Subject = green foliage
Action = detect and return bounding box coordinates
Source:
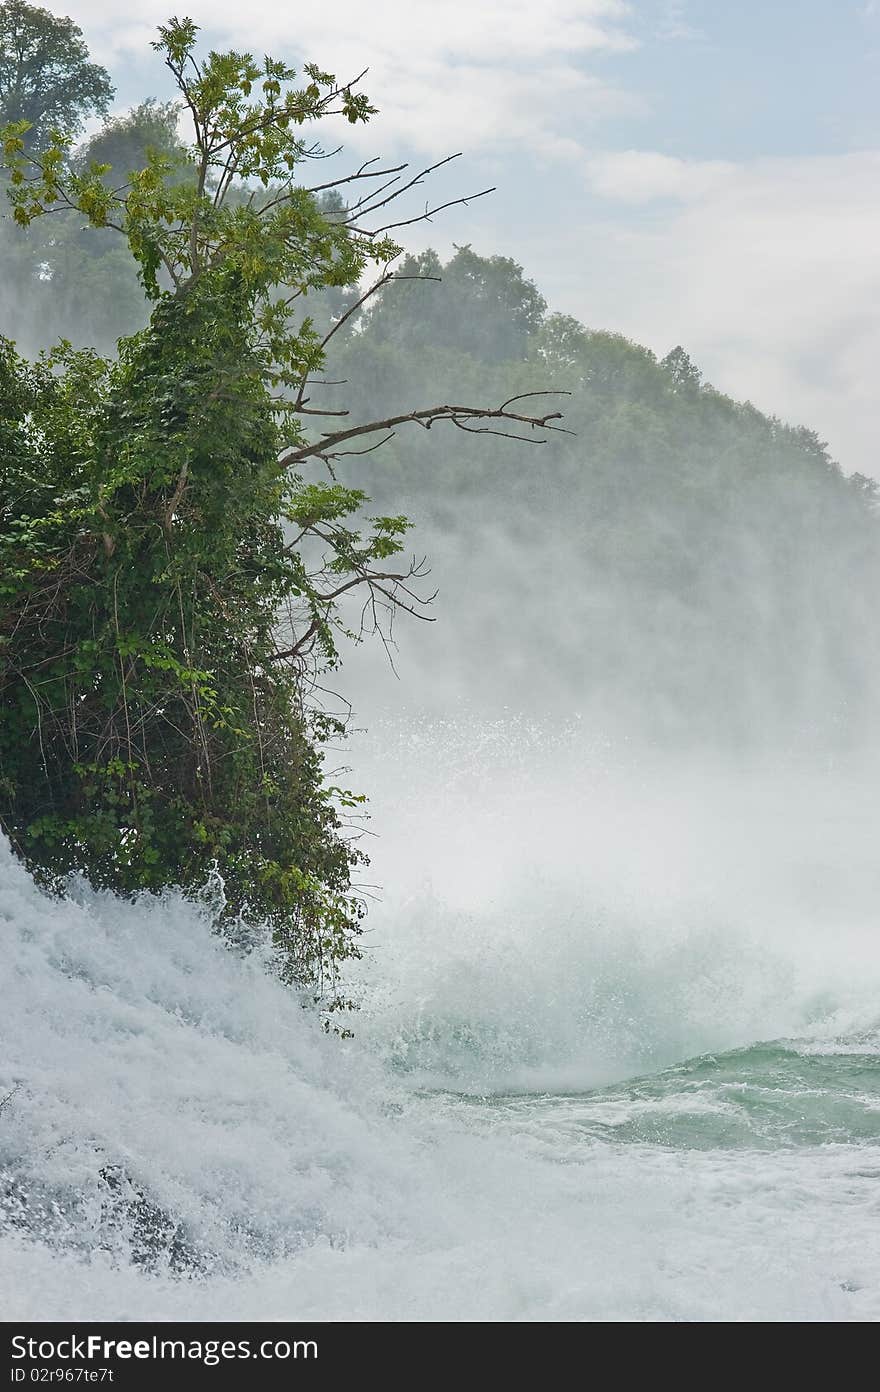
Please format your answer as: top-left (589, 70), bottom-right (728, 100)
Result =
top-left (0, 319), bottom-right (369, 996)
top-left (360, 244), bottom-right (546, 363)
top-left (0, 17), bottom-right (429, 1002)
top-left (0, 1), bottom-right (113, 152)
top-left (73, 100), bottom-right (189, 182)
top-left (0, 98), bottom-right (192, 355)
top-left (660, 345), bottom-right (703, 392)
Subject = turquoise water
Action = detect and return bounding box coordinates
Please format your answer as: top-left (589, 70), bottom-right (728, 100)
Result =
top-left (461, 1035), bottom-right (880, 1151)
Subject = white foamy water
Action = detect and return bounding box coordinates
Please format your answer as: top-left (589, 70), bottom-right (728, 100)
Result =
top-left (2, 721), bottom-right (880, 1321)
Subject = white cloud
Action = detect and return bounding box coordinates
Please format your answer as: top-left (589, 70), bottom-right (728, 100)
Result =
top-left (67, 0), bottom-right (636, 64)
top-left (542, 149), bottom-right (880, 475)
top-left (584, 149), bottom-right (733, 201)
top-left (62, 2), bottom-right (637, 159)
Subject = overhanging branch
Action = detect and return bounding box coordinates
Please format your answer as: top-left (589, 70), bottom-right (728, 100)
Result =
top-left (279, 393), bottom-right (572, 468)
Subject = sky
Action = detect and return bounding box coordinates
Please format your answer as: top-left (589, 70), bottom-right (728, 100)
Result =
top-left (59, 1), bottom-right (880, 475)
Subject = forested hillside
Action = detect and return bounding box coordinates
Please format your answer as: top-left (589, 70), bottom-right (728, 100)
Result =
top-left (3, 103), bottom-right (877, 741)
top-left (331, 250), bottom-right (880, 740)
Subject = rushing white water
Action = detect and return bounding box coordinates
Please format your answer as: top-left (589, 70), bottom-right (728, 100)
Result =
top-left (2, 719), bottom-right (880, 1321)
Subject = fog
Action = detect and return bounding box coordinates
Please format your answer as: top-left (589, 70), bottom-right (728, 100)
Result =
top-left (308, 253), bottom-right (880, 752)
top-left (346, 718), bottom-right (880, 1088)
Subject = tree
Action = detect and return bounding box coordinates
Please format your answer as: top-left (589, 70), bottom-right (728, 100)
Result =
top-left (0, 2), bottom-right (113, 152)
top-left (0, 17), bottom-right (564, 1005)
top-left (0, 101), bottom-right (190, 355)
top-left (660, 344), bottom-right (702, 391)
top-left (74, 99), bottom-right (187, 181)
top-left (360, 244), bottom-right (547, 363)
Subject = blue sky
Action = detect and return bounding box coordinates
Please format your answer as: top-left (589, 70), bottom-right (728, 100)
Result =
top-left (61, 2), bottom-right (880, 473)
top-left (618, 2), bottom-right (880, 160)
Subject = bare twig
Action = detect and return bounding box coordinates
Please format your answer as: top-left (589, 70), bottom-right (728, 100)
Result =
top-left (349, 187), bottom-right (495, 238)
top-left (306, 157), bottom-right (407, 196)
top-left (342, 152), bottom-right (462, 223)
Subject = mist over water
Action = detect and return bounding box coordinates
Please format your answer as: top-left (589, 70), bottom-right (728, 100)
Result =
top-left (3, 712), bottom-right (880, 1321)
top-left (347, 719), bottom-right (880, 1093)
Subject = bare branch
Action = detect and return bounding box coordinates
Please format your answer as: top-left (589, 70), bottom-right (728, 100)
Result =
top-left (451, 418), bottom-right (549, 444)
top-left (349, 187), bottom-right (496, 239)
top-left (325, 431), bottom-right (396, 459)
top-left (271, 557), bottom-right (435, 663)
top-left (342, 152), bottom-right (463, 223)
top-left (305, 156), bottom-right (407, 195)
top-left (291, 264), bottom-right (439, 408)
top-left (499, 390), bottom-right (569, 412)
top-left (295, 269), bottom-right (394, 400)
top-left (280, 393), bottom-right (571, 467)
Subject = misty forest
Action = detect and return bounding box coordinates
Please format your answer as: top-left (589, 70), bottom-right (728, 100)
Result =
top-left (2, 3), bottom-right (880, 1326)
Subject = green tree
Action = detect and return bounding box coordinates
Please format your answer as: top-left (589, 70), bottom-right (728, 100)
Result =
top-left (660, 344), bottom-right (703, 392)
top-left (0, 5), bottom-right (122, 355)
top-left (74, 99), bottom-right (187, 181)
top-left (0, 100), bottom-right (191, 355)
top-left (0, 1), bottom-right (113, 152)
top-left (361, 244), bottom-right (546, 363)
top-left (0, 17), bottom-right (562, 1003)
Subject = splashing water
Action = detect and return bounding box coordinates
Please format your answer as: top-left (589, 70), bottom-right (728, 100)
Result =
top-left (2, 719), bottom-right (880, 1321)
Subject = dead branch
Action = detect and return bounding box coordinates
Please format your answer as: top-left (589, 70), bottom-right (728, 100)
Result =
top-left (270, 557), bottom-right (435, 664)
top-left (306, 157), bottom-right (407, 196)
top-left (279, 393), bottom-right (571, 468)
top-left (341, 152), bottom-right (463, 223)
top-left (348, 187), bottom-right (495, 238)
top-left (292, 266), bottom-right (442, 409)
